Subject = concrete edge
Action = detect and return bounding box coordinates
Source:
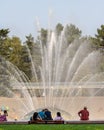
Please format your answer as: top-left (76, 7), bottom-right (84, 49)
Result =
top-left (0, 120), bottom-right (104, 125)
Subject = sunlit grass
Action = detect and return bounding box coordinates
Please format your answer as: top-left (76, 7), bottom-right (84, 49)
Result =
top-left (0, 124), bottom-right (104, 130)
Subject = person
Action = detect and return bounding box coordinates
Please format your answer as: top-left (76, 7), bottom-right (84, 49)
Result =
top-left (38, 109), bottom-right (46, 120)
top-left (30, 112), bottom-right (41, 122)
top-left (53, 112), bottom-right (64, 121)
top-left (44, 109), bottom-right (53, 120)
top-left (78, 107), bottom-right (89, 120)
top-left (0, 110), bottom-right (8, 121)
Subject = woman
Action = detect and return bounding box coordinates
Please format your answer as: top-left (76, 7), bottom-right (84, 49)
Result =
top-left (0, 110), bottom-right (8, 121)
top-left (29, 112), bottom-right (42, 123)
top-left (54, 112), bottom-right (64, 121)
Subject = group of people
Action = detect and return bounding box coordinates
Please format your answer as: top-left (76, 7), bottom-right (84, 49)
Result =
top-left (0, 110), bottom-right (8, 121)
top-left (0, 107), bottom-right (89, 122)
top-left (30, 106), bottom-right (89, 122)
top-left (30, 108), bottom-right (64, 122)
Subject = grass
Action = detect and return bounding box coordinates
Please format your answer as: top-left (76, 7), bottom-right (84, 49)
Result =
top-left (0, 124), bottom-right (104, 130)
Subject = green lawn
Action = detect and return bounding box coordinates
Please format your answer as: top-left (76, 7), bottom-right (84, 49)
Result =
top-left (0, 124), bottom-right (104, 130)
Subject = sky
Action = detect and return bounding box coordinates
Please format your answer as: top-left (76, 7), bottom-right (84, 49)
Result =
top-left (0, 0), bottom-right (104, 42)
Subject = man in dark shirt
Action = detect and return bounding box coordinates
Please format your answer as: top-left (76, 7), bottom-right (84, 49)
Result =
top-left (44, 109), bottom-right (53, 120)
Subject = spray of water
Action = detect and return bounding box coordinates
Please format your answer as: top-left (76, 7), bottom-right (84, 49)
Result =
top-left (0, 24), bottom-right (104, 120)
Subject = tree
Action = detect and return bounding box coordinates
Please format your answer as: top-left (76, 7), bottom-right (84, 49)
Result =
top-left (91, 25), bottom-right (104, 72)
top-left (25, 34), bottom-right (34, 53)
top-left (24, 34), bottom-right (42, 81)
top-left (55, 23), bottom-right (63, 36)
top-left (21, 34), bottom-right (35, 80)
top-left (0, 29), bottom-right (9, 40)
top-left (30, 42), bottom-right (41, 82)
top-left (65, 24), bottom-right (82, 45)
top-left (38, 28), bottom-right (48, 46)
top-left (0, 29), bottom-right (13, 97)
top-left (8, 37), bottom-right (22, 66)
top-left (20, 45), bottom-right (32, 80)
top-left (0, 28), bottom-right (10, 58)
top-left (92, 25), bottom-right (104, 50)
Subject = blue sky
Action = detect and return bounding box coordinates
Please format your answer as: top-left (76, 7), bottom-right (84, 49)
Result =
top-left (0, 0), bottom-right (104, 42)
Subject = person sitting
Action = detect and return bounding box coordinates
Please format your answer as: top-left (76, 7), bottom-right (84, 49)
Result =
top-left (30, 112), bottom-right (41, 121)
top-left (44, 109), bottom-right (53, 120)
top-left (53, 112), bottom-right (64, 121)
top-left (38, 109), bottom-right (46, 120)
top-left (78, 107), bottom-right (89, 120)
top-left (29, 112), bottom-right (43, 124)
top-left (0, 110), bottom-right (8, 121)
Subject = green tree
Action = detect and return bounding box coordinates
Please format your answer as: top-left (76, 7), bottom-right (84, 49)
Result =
top-left (24, 34), bottom-right (42, 81)
top-left (91, 25), bottom-right (104, 72)
top-left (31, 42), bottom-right (41, 82)
top-left (65, 24), bottom-right (82, 45)
top-left (92, 25), bottom-right (104, 50)
top-left (0, 28), bottom-right (9, 40)
top-left (8, 37), bottom-right (22, 67)
top-left (0, 29), bottom-right (13, 97)
top-left (25, 34), bottom-right (34, 53)
top-left (38, 28), bottom-right (48, 46)
top-left (20, 45), bottom-right (32, 80)
top-left (0, 28), bottom-right (10, 58)
top-left (22, 34), bottom-right (35, 80)
top-left (55, 23), bottom-right (63, 36)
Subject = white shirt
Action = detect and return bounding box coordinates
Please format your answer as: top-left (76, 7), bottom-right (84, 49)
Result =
top-left (54, 116), bottom-right (64, 121)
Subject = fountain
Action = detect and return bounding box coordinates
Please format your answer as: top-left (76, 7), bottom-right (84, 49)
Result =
top-left (0, 25), bottom-right (104, 121)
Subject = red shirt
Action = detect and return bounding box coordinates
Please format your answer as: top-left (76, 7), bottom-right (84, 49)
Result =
top-left (78, 109), bottom-right (89, 120)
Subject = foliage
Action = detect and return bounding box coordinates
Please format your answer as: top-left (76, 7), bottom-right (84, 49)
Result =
top-left (0, 28), bottom-right (9, 40)
top-left (19, 45), bottom-right (32, 80)
top-left (30, 42), bottom-right (41, 82)
top-left (0, 23), bottom-right (104, 82)
top-left (55, 23), bottom-right (63, 36)
top-left (64, 24), bottom-right (82, 45)
top-left (92, 25), bottom-right (104, 50)
top-left (0, 29), bottom-right (10, 58)
top-left (8, 37), bottom-right (22, 66)
top-left (25, 34), bottom-right (34, 52)
top-left (91, 25), bottom-right (104, 71)
top-left (38, 28), bottom-right (48, 46)
top-left (22, 34), bottom-right (35, 80)
top-left (24, 34), bottom-right (42, 81)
